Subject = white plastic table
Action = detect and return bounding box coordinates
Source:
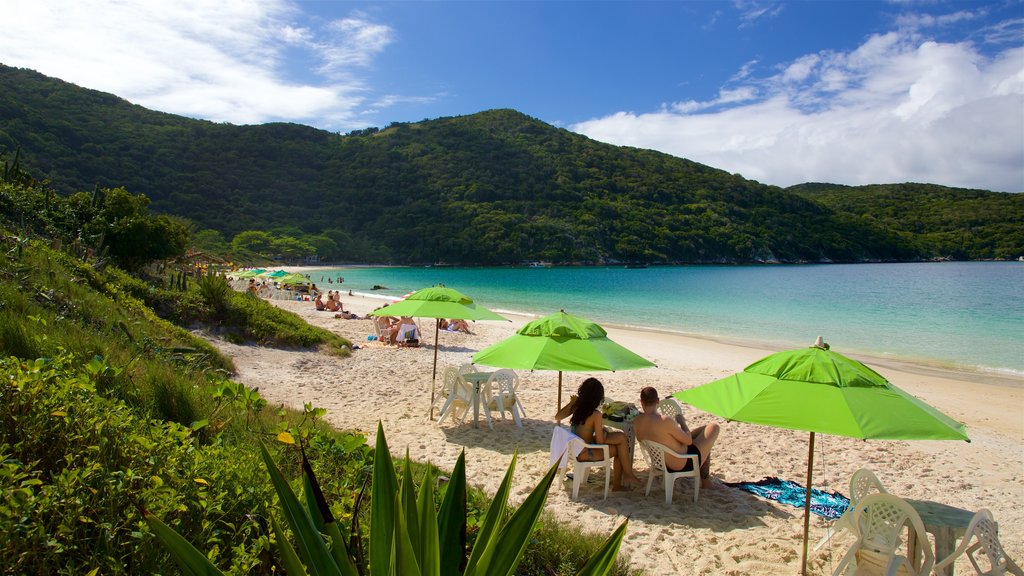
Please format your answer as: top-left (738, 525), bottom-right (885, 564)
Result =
top-left (461, 371), bottom-right (494, 429)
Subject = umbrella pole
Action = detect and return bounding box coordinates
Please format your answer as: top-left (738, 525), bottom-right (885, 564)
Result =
top-left (429, 319), bottom-right (440, 420)
top-left (557, 371), bottom-right (563, 413)
top-left (801, 431), bottom-right (815, 576)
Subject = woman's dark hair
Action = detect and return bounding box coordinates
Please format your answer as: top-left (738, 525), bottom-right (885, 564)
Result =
top-left (570, 377), bottom-right (604, 427)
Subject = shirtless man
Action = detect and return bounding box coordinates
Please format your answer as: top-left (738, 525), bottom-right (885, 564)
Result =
top-left (633, 386), bottom-right (720, 488)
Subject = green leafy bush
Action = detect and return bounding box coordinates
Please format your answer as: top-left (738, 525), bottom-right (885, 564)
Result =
top-left (0, 354), bottom-right (271, 575)
top-left (222, 291), bottom-right (350, 353)
top-left (198, 272), bottom-right (230, 318)
top-left (148, 422), bottom-right (629, 576)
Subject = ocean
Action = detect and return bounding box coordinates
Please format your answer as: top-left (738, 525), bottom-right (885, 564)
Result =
top-left (304, 262), bottom-right (1024, 377)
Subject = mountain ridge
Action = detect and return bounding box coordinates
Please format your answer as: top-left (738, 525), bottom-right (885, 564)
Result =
top-left (1, 63), bottom-right (1020, 263)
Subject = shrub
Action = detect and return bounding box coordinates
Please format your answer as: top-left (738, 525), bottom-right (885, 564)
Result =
top-left (0, 354), bottom-right (271, 574)
top-left (148, 422), bottom-right (629, 575)
top-left (198, 272), bottom-right (230, 318)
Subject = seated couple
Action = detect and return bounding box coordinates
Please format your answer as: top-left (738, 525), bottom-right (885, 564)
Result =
top-left (555, 380), bottom-right (720, 491)
top-left (376, 315), bottom-right (420, 346)
top-left (633, 386), bottom-right (720, 489)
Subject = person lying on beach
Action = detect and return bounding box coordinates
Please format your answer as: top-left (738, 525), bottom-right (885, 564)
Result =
top-left (448, 319), bottom-right (472, 333)
top-left (633, 386), bottom-right (720, 488)
top-left (569, 378), bottom-right (643, 491)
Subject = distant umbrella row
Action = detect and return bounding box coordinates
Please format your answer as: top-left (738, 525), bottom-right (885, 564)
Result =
top-left (233, 268), bottom-right (312, 285)
top-left (369, 285), bottom-right (968, 575)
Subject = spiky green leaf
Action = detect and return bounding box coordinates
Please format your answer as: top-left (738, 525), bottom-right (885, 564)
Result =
top-left (394, 490), bottom-right (423, 576)
top-left (259, 441), bottom-right (346, 576)
top-left (575, 519), bottom-right (629, 576)
top-left (143, 510), bottom-right (223, 576)
top-left (370, 422), bottom-right (399, 573)
top-left (271, 515), bottom-right (307, 576)
top-left (465, 449), bottom-right (517, 570)
top-left (437, 451), bottom-right (467, 576)
top-left (302, 447), bottom-right (359, 574)
top-left (469, 460), bottom-right (560, 576)
top-left (401, 450), bottom-right (421, 563)
top-left (417, 466), bottom-right (440, 576)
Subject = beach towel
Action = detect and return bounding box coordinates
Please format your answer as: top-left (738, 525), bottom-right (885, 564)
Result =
top-left (724, 476), bottom-right (850, 519)
top-left (549, 426), bottom-right (584, 468)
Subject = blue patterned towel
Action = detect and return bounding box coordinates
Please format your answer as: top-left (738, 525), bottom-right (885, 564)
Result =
top-left (724, 477), bottom-right (850, 519)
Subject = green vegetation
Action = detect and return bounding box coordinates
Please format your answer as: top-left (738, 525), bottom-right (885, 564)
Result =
top-left (0, 172), bottom-right (632, 574)
top-left (148, 423), bottom-right (629, 575)
top-left (2, 64), bottom-right (1019, 265)
top-left (789, 183), bottom-right (1024, 260)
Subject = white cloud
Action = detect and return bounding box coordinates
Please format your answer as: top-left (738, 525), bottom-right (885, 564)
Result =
top-left (572, 27), bottom-right (1024, 192)
top-left (317, 16), bottom-right (394, 74)
top-left (0, 0), bottom-right (396, 129)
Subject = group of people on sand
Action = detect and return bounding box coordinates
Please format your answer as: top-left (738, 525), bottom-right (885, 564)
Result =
top-left (373, 314), bottom-right (421, 346)
top-left (556, 378), bottom-right (721, 492)
top-left (314, 291), bottom-right (359, 319)
top-left (438, 318), bottom-right (472, 333)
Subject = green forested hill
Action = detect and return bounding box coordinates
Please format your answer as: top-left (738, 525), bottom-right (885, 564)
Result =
top-left (788, 183), bottom-right (1023, 260)
top-left (1, 64), bottom-right (1019, 264)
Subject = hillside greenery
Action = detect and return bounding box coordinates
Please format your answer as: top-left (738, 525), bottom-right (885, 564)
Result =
top-left (3, 64), bottom-right (1019, 265)
top-left (789, 183), bottom-right (1024, 260)
top-left (0, 168), bottom-right (633, 574)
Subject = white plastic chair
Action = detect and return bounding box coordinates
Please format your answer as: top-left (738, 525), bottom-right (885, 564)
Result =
top-left (562, 428), bottom-right (611, 500)
top-left (933, 508), bottom-right (1023, 576)
top-left (831, 493), bottom-right (934, 576)
top-left (482, 369), bottom-right (523, 428)
top-left (638, 439), bottom-right (700, 504)
top-left (432, 367), bottom-right (461, 416)
top-left (815, 468), bottom-right (888, 551)
top-left (437, 374), bottom-right (474, 426)
top-left (659, 397), bottom-right (685, 420)
top-left (373, 317), bottom-right (394, 345)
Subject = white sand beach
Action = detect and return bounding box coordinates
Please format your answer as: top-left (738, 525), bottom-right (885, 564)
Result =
top-left (208, 289), bottom-right (1023, 575)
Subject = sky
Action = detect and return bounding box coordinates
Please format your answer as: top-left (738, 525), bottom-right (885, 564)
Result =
top-left (2, 0), bottom-right (1023, 192)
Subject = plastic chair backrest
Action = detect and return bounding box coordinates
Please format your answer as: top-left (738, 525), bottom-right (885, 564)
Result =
top-left (640, 439), bottom-right (667, 471)
top-left (441, 367), bottom-right (460, 399)
top-left (850, 468), bottom-right (887, 505)
top-left (855, 493), bottom-right (933, 575)
top-left (944, 508), bottom-right (1022, 575)
top-left (659, 398), bottom-right (684, 419)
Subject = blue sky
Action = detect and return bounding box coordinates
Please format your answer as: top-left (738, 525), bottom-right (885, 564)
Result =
top-left (2, 0), bottom-right (1022, 191)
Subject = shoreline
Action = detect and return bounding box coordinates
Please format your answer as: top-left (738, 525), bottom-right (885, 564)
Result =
top-left (304, 283), bottom-right (1024, 389)
top-left (264, 265), bottom-right (1024, 380)
top-left (207, 289), bottom-right (1023, 575)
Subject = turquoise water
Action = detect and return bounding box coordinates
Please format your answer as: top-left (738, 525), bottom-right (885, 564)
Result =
top-left (306, 262), bottom-right (1024, 376)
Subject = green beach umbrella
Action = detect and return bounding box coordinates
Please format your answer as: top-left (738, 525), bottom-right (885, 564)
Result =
top-left (673, 337), bottom-right (968, 575)
top-left (233, 268), bottom-right (265, 278)
top-left (370, 286), bottom-right (508, 417)
top-left (257, 269), bottom-right (288, 278)
top-left (276, 272), bottom-right (312, 285)
top-left (472, 310), bottom-right (656, 411)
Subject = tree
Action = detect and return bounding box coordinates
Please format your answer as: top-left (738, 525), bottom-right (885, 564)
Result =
top-left (86, 187), bottom-right (190, 271)
top-left (303, 234), bottom-right (339, 261)
top-left (272, 236), bottom-right (315, 260)
top-left (231, 230), bottom-right (275, 256)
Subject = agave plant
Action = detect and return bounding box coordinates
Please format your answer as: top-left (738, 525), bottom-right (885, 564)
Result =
top-left (146, 421), bottom-right (627, 575)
